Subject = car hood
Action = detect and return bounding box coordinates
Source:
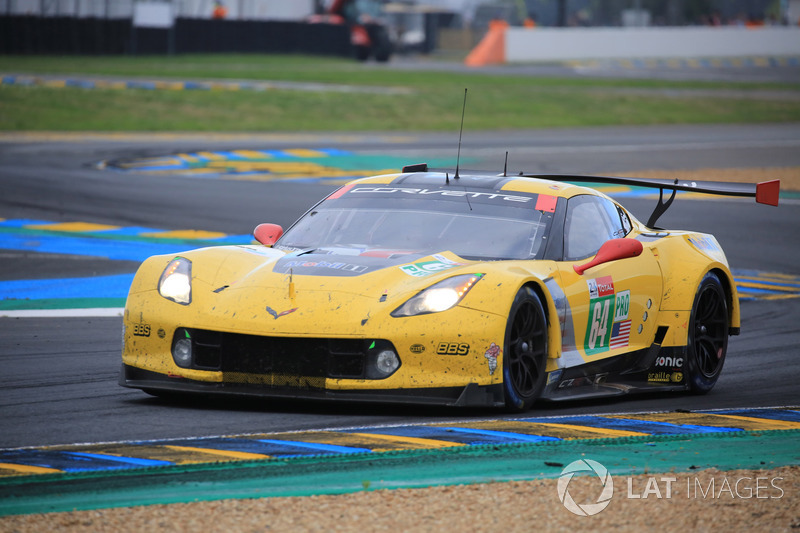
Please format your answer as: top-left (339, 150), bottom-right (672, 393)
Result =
top-left (129, 244), bottom-right (552, 336)
top-left (132, 245), bottom-right (482, 296)
top-left (273, 246), bottom-right (471, 277)
top-left (129, 245), bottom-right (486, 335)
top-left (211, 246), bottom-right (477, 297)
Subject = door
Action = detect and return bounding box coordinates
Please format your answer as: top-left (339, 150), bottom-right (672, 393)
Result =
top-left (554, 194), bottom-right (662, 366)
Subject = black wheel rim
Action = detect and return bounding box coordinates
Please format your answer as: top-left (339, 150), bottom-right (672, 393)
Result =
top-left (693, 285), bottom-right (727, 378)
top-left (508, 300), bottom-right (547, 398)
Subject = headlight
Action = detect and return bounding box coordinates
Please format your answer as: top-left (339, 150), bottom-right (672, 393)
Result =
top-left (158, 257), bottom-right (192, 305)
top-left (391, 274), bottom-right (483, 317)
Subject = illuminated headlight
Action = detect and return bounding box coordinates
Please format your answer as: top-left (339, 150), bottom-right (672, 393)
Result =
top-left (391, 274), bottom-right (484, 317)
top-left (158, 257), bottom-right (192, 305)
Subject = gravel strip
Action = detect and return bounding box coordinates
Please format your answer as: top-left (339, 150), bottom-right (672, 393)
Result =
top-left (2, 466), bottom-right (797, 532)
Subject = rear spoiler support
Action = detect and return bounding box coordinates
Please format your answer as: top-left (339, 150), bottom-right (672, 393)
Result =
top-left (648, 186), bottom-right (677, 229)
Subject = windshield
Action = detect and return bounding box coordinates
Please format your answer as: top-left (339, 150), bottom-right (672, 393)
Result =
top-left (277, 183), bottom-right (556, 261)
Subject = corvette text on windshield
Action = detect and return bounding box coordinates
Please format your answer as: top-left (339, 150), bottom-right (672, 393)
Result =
top-left (348, 187), bottom-right (534, 203)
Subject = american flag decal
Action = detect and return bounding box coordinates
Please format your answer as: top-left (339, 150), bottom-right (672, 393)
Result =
top-left (610, 320), bottom-right (631, 349)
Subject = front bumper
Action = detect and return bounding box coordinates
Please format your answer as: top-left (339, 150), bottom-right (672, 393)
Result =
top-left (119, 364), bottom-right (505, 407)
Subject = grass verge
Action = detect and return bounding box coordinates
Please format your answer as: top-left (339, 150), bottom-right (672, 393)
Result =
top-left (1, 54), bottom-right (799, 131)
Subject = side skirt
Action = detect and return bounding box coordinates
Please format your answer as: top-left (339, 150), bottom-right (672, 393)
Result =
top-left (540, 344), bottom-right (689, 402)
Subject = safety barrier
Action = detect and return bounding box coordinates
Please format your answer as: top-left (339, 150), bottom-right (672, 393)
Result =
top-left (466, 25), bottom-right (800, 66)
top-left (0, 16), bottom-right (352, 56)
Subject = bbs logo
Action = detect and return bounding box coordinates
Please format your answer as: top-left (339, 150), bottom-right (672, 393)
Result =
top-left (133, 323), bottom-right (151, 337)
top-left (436, 342), bottom-right (469, 356)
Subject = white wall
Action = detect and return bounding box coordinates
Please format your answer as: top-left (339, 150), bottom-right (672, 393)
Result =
top-left (789, 0), bottom-right (800, 25)
top-left (249, 0), bottom-right (312, 20)
top-left (505, 27), bottom-right (800, 62)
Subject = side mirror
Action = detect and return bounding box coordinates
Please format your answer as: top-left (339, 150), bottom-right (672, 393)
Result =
top-left (253, 223), bottom-right (283, 246)
top-left (574, 238), bottom-right (643, 275)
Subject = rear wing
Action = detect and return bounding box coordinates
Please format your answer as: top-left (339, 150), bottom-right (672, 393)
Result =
top-left (403, 164), bottom-right (780, 229)
top-left (522, 174), bottom-right (780, 228)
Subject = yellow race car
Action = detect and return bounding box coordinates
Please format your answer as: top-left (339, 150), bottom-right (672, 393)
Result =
top-left (120, 165), bottom-right (780, 411)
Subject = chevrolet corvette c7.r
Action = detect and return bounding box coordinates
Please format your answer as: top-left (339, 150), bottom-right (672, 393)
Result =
top-left (120, 165), bottom-right (779, 410)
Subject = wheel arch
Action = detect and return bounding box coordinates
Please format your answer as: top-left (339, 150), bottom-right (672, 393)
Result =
top-left (707, 266), bottom-right (741, 334)
top-left (515, 279), bottom-right (562, 364)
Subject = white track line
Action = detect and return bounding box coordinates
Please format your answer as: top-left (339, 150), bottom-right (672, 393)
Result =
top-left (0, 308), bottom-right (124, 318)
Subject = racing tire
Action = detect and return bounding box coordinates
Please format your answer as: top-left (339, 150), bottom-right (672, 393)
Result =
top-left (502, 286), bottom-right (548, 412)
top-left (354, 45), bottom-right (370, 62)
top-left (372, 27), bottom-right (393, 62)
top-left (686, 272), bottom-right (729, 393)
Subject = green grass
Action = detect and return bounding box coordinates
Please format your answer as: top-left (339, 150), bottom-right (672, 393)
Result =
top-left (1, 54), bottom-right (799, 131)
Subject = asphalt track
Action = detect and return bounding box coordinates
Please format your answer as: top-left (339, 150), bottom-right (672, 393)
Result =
top-left (0, 124), bottom-right (799, 453)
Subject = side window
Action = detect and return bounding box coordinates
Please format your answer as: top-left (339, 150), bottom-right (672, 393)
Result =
top-left (599, 200), bottom-right (630, 238)
top-left (616, 204), bottom-right (633, 236)
top-left (563, 195), bottom-right (626, 261)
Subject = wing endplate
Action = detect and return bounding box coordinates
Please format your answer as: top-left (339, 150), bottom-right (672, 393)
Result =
top-left (756, 180), bottom-right (780, 206)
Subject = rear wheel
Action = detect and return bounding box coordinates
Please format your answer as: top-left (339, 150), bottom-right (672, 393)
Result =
top-left (686, 272), bottom-right (729, 393)
top-left (503, 286), bottom-right (548, 412)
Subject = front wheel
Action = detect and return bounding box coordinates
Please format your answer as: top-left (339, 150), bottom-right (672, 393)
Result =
top-left (503, 286), bottom-right (548, 412)
top-left (372, 27), bottom-right (392, 62)
top-left (354, 44), bottom-right (370, 61)
top-left (686, 272), bottom-right (729, 393)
